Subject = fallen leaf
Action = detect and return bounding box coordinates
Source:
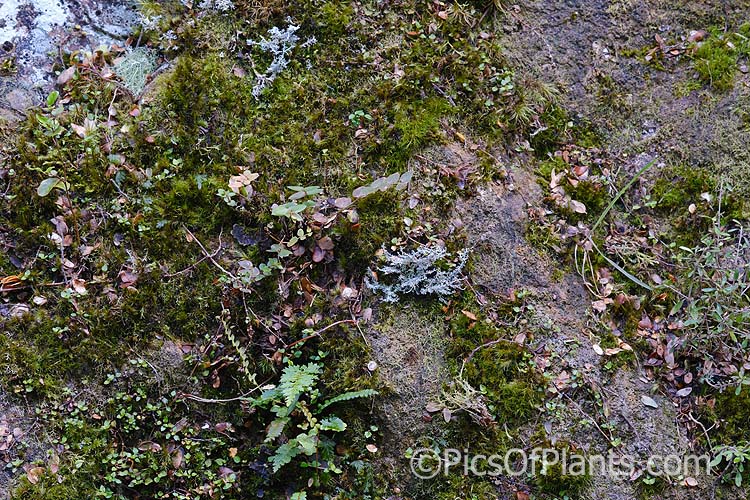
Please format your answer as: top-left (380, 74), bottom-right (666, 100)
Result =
top-left (676, 387), bottom-right (692, 397)
top-left (361, 307), bottom-right (373, 323)
top-left (461, 310), bottom-right (477, 321)
top-left (71, 123), bottom-right (86, 138)
top-left (56, 66), bottom-right (77, 85)
top-left (312, 246), bottom-right (325, 263)
top-left (172, 448), bottom-right (184, 468)
top-left (317, 236), bottom-right (334, 250)
top-left (425, 402), bottom-right (442, 413)
top-left (688, 30), bottom-right (707, 42)
top-left (333, 197), bottom-right (352, 209)
top-left (118, 270), bottom-right (139, 288)
top-left (641, 395), bottom-right (659, 409)
top-left (592, 298), bottom-right (612, 313)
top-left (26, 466), bottom-right (45, 485)
top-left (71, 278), bottom-right (87, 295)
top-left (218, 466), bottom-right (235, 478)
top-left (569, 199), bottom-right (587, 214)
top-left (442, 408), bottom-right (452, 423)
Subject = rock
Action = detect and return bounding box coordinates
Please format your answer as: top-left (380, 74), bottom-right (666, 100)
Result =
top-left (0, 0), bottom-right (138, 109)
top-left (0, 303), bottom-right (29, 319)
top-left (0, 107), bottom-right (20, 123)
top-left (5, 88), bottom-right (32, 112)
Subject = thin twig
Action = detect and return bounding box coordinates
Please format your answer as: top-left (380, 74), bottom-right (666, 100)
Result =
top-left (285, 319), bottom-right (357, 350)
top-left (182, 225), bottom-right (236, 279)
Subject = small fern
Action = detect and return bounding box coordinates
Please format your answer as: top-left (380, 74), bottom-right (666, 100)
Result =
top-left (257, 362), bottom-right (378, 474)
top-left (278, 363), bottom-right (322, 407)
top-left (319, 389), bottom-right (378, 410)
top-left (220, 308), bottom-right (257, 389)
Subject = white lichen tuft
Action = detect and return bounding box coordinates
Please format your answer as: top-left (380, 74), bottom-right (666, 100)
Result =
top-left (247, 21), bottom-right (314, 99)
top-left (199, 0), bottom-right (235, 11)
top-left (366, 244), bottom-right (469, 302)
top-left (113, 47), bottom-right (158, 95)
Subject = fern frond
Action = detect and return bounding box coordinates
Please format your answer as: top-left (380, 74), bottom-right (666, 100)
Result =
top-left (278, 363), bottom-right (322, 407)
top-left (319, 389), bottom-right (378, 411)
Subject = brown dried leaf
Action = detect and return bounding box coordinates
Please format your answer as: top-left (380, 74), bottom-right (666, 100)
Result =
top-left (425, 402), bottom-right (442, 413)
top-left (26, 466), bottom-right (45, 485)
top-left (312, 246), bottom-right (325, 263)
top-left (461, 310), bottom-right (477, 321)
top-left (56, 66), bottom-right (77, 85)
top-left (317, 236), bottom-right (335, 250)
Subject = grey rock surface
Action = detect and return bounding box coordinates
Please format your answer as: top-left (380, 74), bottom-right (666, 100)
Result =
top-left (0, 0), bottom-right (138, 114)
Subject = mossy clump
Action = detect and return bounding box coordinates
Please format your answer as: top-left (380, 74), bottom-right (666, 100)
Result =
top-left (710, 388), bottom-right (750, 444)
top-left (334, 191), bottom-right (405, 273)
top-left (447, 304), bottom-right (543, 426)
top-left (692, 26), bottom-right (750, 91)
top-left (650, 164), bottom-right (746, 245)
top-left (531, 441), bottom-right (591, 499)
top-left (634, 475), bottom-right (669, 500)
top-left (534, 462), bottom-right (591, 499)
top-left (651, 164), bottom-right (715, 212)
top-left (567, 179), bottom-right (609, 217)
top-left (462, 342), bottom-right (542, 425)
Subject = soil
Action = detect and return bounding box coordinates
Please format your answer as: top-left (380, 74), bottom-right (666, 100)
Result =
top-left (504, 0), bottom-right (750, 186)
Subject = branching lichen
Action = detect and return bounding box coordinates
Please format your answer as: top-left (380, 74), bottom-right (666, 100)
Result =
top-left (366, 244), bottom-right (469, 302)
top-left (247, 20), bottom-right (314, 98)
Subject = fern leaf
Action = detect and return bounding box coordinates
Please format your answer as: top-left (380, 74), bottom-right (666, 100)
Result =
top-left (270, 441), bottom-right (300, 472)
top-left (264, 417), bottom-right (289, 442)
top-left (319, 416), bottom-right (347, 432)
top-left (319, 389), bottom-right (378, 411)
top-left (278, 363), bottom-right (322, 407)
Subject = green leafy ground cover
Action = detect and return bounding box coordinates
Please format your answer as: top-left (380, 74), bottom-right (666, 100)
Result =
top-left (0, 1), bottom-right (749, 499)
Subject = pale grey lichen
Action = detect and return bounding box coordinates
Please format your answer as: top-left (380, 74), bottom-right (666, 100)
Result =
top-left (198, 0), bottom-right (235, 11)
top-left (247, 21), bottom-right (314, 99)
top-left (113, 47), bottom-right (158, 95)
top-left (366, 244), bottom-right (469, 302)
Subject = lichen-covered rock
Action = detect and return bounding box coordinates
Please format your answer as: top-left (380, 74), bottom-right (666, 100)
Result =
top-left (0, 0), bottom-right (138, 112)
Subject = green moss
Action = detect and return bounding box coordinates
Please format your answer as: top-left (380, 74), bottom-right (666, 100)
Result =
top-left (634, 475), bottom-right (669, 500)
top-left (567, 180), bottom-right (608, 217)
top-left (711, 388), bottom-right (750, 444)
top-left (524, 436), bottom-right (591, 499)
top-left (318, 1), bottom-right (353, 36)
top-left (525, 221), bottom-right (563, 257)
top-left (534, 461), bottom-right (591, 499)
top-left (652, 165), bottom-right (714, 210)
top-left (694, 35), bottom-right (739, 91)
top-left (673, 80), bottom-right (702, 98)
top-left (334, 191), bottom-right (404, 274)
top-left (446, 301), bottom-right (543, 427)
top-left (463, 342), bottom-right (542, 424)
top-left (0, 268), bottom-right (220, 396)
top-left (650, 164), bottom-right (746, 245)
top-left (390, 98), bottom-right (452, 164)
